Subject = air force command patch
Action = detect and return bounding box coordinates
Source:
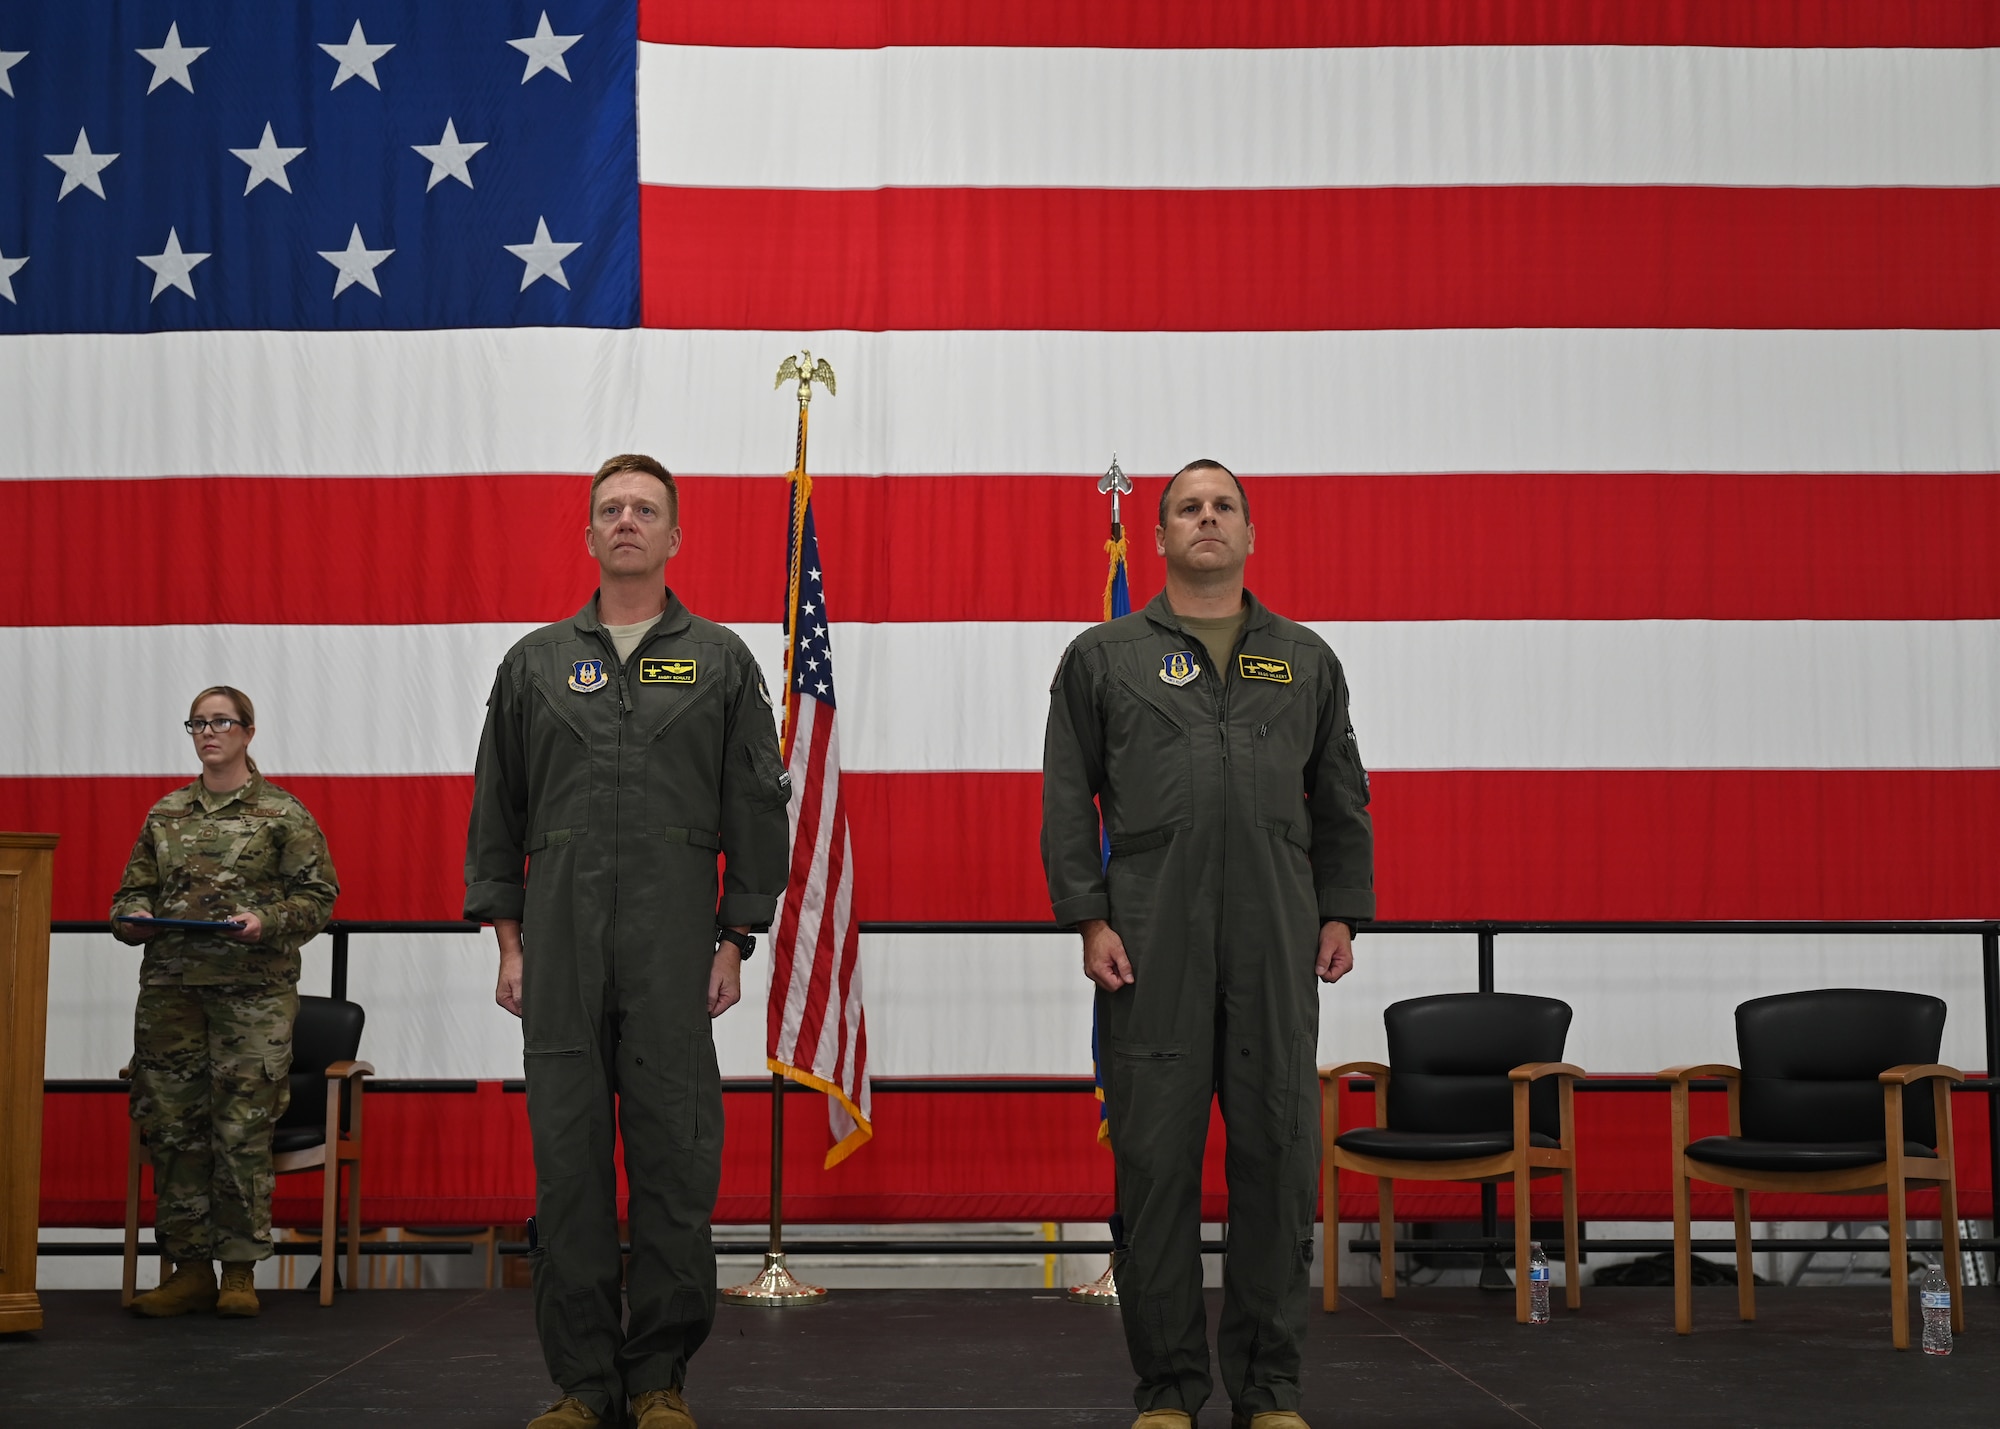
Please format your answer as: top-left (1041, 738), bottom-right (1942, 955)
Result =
top-left (639, 657), bottom-right (697, 685)
top-left (1159, 650), bottom-right (1201, 687)
top-left (568, 659), bottom-right (608, 693)
top-left (1238, 654), bottom-right (1293, 683)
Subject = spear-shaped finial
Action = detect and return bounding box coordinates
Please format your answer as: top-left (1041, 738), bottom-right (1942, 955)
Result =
top-left (1097, 454), bottom-right (1133, 532)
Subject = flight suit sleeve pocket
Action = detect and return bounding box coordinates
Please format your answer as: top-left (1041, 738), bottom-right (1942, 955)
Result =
top-left (738, 736), bottom-right (791, 811)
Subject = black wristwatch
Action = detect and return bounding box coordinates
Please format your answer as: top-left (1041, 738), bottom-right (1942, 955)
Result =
top-left (717, 928), bottom-right (756, 961)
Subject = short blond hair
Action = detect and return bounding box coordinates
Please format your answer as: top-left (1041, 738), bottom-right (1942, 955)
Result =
top-left (590, 454), bottom-right (677, 524)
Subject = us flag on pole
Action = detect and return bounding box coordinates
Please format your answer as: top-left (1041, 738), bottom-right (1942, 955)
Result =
top-left (768, 485), bottom-right (872, 1167)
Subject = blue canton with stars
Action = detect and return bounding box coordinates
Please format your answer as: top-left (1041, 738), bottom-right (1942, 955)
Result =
top-left (0, 2), bottom-right (636, 333)
top-left (790, 500), bottom-right (837, 709)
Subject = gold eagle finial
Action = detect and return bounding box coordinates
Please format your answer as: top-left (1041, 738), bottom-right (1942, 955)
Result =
top-left (774, 349), bottom-right (836, 406)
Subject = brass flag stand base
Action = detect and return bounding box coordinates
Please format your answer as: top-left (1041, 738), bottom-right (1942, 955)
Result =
top-left (1066, 1261), bottom-right (1119, 1306)
top-left (722, 1251), bottom-right (828, 1307)
top-left (720, 1073), bottom-right (827, 1308)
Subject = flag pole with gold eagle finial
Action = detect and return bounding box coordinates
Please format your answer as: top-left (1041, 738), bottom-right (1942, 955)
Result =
top-left (721, 350), bottom-right (837, 1308)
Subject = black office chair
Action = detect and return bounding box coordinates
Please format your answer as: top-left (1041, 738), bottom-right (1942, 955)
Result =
top-left (123, 995), bottom-right (371, 1308)
top-left (1660, 988), bottom-right (1963, 1348)
top-left (1321, 993), bottom-right (1582, 1323)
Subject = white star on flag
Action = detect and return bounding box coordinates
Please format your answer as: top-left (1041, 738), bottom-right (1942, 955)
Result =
top-left (318, 225), bottom-right (394, 297)
top-left (45, 128), bottom-right (118, 200)
top-left (503, 216), bottom-right (582, 290)
top-left (230, 123), bottom-right (306, 194)
top-left (320, 20), bottom-right (393, 91)
top-left (0, 49), bottom-right (26, 98)
top-left (0, 249), bottom-right (25, 304)
top-left (412, 119), bottom-right (486, 191)
top-left (137, 22), bottom-right (208, 94)
top-left (137, 228), bottom-right (210, 302)
top-left (508, 11), bottom-right (582, 83)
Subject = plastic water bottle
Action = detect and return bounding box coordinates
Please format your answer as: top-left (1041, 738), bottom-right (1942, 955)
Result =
top-left (1527, 1242), bottom-right (1551, 1323)
top-left (1921, 1264), bottom-right (1952, 1355)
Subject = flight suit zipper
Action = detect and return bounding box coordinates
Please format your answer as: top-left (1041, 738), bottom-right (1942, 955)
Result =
top-left (591, 626), bottom-right (630, 968)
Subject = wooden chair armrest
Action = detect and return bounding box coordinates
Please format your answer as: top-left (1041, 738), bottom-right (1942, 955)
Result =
top-left (118, 1064), bottom-right (132, 1080)
top-left (1509, 1061), bottom-right (1585, 1082)
top-left (1319, 1060), bottom-right (1389, 1081)
top-left (1656, 1063), bottom-right (1741, 1083)
top-left (324, 1060), bottom-right (374, 1080)
top-left (1879, 1063), bottom-right (1964, 1085)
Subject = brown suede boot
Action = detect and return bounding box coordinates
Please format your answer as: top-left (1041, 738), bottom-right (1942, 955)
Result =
top-left (1133, 1413), bottom-right (1193, 1429)
top-left (631, 1386), bottom-right (696, 1429)
top-left (216, 1261), bottom-right (260, 1317)
top-left (526, 1399), bottom-right (602, 1429)
top-left (129, 1260), bottom-right (218, 1317)
top-left (1233, 1413), bottom-right (1312, 1429)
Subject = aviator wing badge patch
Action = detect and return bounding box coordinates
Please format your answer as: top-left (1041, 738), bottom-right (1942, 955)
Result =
top-left (1159, 650), bottom-right (1201, 687)
top-left (1238, 654), bottom-right (1293, 683)
top-left (639, 657), bottom-right (697, 685)
top-left (568, 659), bottom-right (608, 693)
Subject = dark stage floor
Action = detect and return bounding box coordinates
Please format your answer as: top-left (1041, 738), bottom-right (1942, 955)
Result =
top-left (3, 1286), bottom-right (1993, 1428)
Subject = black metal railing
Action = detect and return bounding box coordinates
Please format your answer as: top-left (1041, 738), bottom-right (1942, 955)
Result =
top-left (45, 918), bottom-right (2000, 1272)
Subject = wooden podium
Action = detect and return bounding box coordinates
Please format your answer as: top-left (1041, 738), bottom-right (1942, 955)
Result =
top-left (0, 833), bottom-right (57, 1334)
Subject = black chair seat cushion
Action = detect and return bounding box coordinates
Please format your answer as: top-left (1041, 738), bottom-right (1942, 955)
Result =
top-left (1684, 1135), bottom-right (1936, 1174)
top-left (272, 1124), bottom-right (328, 1155)
top-left (1336, 1127), bottom-right (1559, 1162)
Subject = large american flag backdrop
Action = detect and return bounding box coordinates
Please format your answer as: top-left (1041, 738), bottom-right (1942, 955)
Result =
top-left (10, 3), bottom-right (1997, 1229)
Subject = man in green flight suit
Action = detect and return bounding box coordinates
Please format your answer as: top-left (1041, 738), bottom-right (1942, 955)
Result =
top-left (466, 454), bottom-right (791, 1429)
top-left (1042, 460), bottom-right (1375, 1429)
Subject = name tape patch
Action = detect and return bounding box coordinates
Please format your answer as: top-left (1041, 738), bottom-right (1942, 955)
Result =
top-left (639, 657), bottom-right (698, 685)
top-left (1238, 655), bottom-right (1292, 683)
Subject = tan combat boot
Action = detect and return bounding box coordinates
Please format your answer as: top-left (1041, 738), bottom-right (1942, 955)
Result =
top-left (526, 1399), bottom-right (602, 1429)
top-left (1133, 1413), bottom-right (1193, 1429)
top-left (217, 1261), bottom-right (260, 1317)
top-left (1233, 1413), bottom-right (1312, 1429)
top-left (129, 1260), bottom-right (219, 1317)
top-left (631, 1386), bottom-right (697, 1429)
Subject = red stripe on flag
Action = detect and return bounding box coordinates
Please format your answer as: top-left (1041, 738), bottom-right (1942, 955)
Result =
top-left (788, 750), bottom-right (847, 1067)
top-left (9, 473), bottom-right (2000, 626)
top-left (40, 1086), bottom-right (1993, 1230)
top-left (769, 699), bottom-right (830, 1051)
top-left (15, 769), bottom-right (2000, 924)
top-left (640, 0), bottom-right (2000, 49)
top-left (846, 769), bottom-right (2000, 923)
top-left (643, 185), bottom-right (2000, 334)
top-left (2, 774), bottom-right (472, 923)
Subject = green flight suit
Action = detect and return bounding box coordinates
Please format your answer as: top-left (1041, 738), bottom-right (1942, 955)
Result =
top-left (1042, 589), bottom-right (1374, 1419)
top-left (465, 593), bottom-right (790, 1418)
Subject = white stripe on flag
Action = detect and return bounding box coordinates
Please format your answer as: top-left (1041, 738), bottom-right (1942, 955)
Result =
top-left (639, 44), bottom-right (2000, 189)
top-left (7, 329), bottom-right (1999, 479)
top-left (8, 620), bottom-right (1999, 776)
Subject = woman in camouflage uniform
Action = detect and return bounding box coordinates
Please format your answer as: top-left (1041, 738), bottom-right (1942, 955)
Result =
top-left (111, 686), bottom-right (339, 1319)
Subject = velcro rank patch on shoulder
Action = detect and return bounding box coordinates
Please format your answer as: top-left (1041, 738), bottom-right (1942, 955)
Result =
top-left (639, 657), bottom-right (697, 685)
top-left (1238, 655), bottom-right (1292, 683)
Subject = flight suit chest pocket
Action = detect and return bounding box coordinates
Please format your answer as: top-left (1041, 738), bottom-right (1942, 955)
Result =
top-left (1102, 673), bottom-right (1193, 840)
top-left (1252, 682), bottom-right (1314, 849)
top-left (530, 675), bottom-right (591, 747)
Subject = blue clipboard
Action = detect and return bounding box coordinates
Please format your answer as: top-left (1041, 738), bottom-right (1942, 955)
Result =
top-left (116, 916), bottom-right (245, 931)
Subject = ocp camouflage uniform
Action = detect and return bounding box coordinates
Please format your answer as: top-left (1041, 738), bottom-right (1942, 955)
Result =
top-left (110, 773), bottom-right (339, 1263)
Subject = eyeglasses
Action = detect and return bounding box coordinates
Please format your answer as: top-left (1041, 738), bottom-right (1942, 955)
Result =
top-left (184, 718), bottom-right (248, 734)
